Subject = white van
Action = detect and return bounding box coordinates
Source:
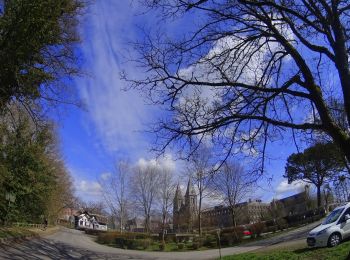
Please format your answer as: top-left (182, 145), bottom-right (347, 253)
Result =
top-left (307, 202), bottom-right (350, 247)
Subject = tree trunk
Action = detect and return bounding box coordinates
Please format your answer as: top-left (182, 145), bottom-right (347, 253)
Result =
top-left (198, 197), bottom-right (202, 235)
top-left (145, 213), bottom-right (150, 233)
top-left (317, 186), bottom-right (322, 209)
top-left (230, 207), bottom-right (236, 227)
top-left (162, 213), bottom-right (166, 246)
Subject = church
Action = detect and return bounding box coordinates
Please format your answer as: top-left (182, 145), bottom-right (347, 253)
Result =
top-left (173, 179), bottom-right (198, 232)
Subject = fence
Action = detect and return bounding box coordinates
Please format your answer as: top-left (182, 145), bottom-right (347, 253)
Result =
top-left (12, 222), bottom-right (46, 229)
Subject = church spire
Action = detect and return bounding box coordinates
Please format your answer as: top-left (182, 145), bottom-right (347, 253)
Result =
top-left (185, 178), bottom-right (195, 197)
top-left (175, 182), bottom-right (183, 199)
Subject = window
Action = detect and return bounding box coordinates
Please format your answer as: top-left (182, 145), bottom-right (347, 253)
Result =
top-left (340, 208), bottom-right (350, 223)
top-left (322, 207), bottom-right (344, 225)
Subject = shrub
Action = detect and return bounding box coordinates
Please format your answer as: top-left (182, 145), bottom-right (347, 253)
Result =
top-left (276, 218), bottom-right (288, 230)
top-left (193, 237), bottom-right (205, 247)
top-left (250, 222), bottom-right (266, 238)
top-left (159, 242), bottom-right (165, 251)
top-left (125, 239), bottom-right (152, 250)
top-left (136, 238), bottom-right (152, 250)
top-left (203, 234), bottom-right (217, 247)
top-left (90, 229), bottom-right (107, 235)
top-left (231, 226), bottom-right (244, 243)
top-left (209, 241), bottom-right (217, 248)
top-left (115, 237), bottom-right (126, 248)
top-left (97, 232), bottom-right (120, 244)
top-left (177, 243), bottom-right (184, 250)
top-left (219, 227), bottom-right (244, 246)
top-left (192, 241), bottom-right (200, 250)
top-left (265, 225), bottom-right (277, 233)
top-left (220, 234), bottom-right (234, 246)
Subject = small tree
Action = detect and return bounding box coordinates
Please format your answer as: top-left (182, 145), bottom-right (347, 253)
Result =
top-left (158, 168), bottom-right (175, 246)
top-left (130, 164), bottom-right (159, 233)
top-left (213, 161), bottom-right (253, 227)
top-left (188, 145), bottom-right (215, 235)
top-left (100, 161), bottom-right (129, 232)
top-left (285, 143), bottom-right (344, 208)
top-left (333, 175), bottom-right (350, 202)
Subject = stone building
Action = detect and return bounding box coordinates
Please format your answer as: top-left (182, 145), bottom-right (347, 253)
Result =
top-left (271, 185), bottom-right (310, 217)
top-left (173, 179), bottom-right (198, 232)
top-left (202, 199), bottom-right (270, 229)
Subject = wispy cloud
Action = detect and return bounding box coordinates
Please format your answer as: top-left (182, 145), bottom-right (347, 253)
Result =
top-left (77, 1), bottom-right (156, 158)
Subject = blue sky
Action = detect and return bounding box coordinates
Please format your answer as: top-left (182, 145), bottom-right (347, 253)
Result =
top-left (57, 0), bottom-right (308, 203)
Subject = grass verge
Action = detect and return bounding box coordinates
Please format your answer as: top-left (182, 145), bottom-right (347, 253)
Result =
top-left (223, 239), bottom-right (350, 260)
top-left (0, 227), bottom-right (36, 239)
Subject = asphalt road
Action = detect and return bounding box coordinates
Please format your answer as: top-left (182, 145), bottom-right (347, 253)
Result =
top-left (0, 222), bottom-right (320, 260)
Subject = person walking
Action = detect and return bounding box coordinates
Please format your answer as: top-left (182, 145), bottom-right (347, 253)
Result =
top-left (43, 218), bottom-right (48, 230)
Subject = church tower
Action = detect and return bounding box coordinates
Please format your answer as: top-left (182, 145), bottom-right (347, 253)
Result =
top-left (173, 183), bottom-right (183, 230)
top-left (184, 178), bottom-right (197, 231)
top-left (173, 183), bottom-right (183, 212)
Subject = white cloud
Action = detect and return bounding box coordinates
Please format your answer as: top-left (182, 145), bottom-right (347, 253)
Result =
top-left (136, 153), bottom-right (176, 172)
top-left (275, 180), bottom-right (307, 196)
top-left (75, 180), bottom-right (102, 197)
top-left (101, 172), bottom-right (111, 180)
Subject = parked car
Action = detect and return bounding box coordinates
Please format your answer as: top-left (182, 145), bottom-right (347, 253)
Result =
top-left (243, 230), bottom-right (251, 236)
top-left (307, 202), bottom-right (350, 247)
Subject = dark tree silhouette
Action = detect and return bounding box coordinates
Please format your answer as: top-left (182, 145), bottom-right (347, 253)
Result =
top-left (0, 0), bottom-right (84, 116)
top-left (284, 142), bottom-right (344, 208)
top-left (126, 0), bottom-right (350, 172)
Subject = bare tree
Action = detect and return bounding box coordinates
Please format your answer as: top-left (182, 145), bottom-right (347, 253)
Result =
top-left (213, 161), bottom-right (253, 227)
top-left (188, 145), bottom-right (215, 235)
top-left (126, 0), bottom-right (350, 172)
top-left (158, 167), bottom-right (175, 245)
top-left (334, 175), bottom-right (350, 202)
top-left (130, 164), bottom-right (160, 233)
top-left (100, 161), bottom-right (129, 232)
top-left (78, 200), bottom-right (106, 216)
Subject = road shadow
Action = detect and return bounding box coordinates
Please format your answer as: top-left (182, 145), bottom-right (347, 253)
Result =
top-left (0, 238), bottom-right (140, 259)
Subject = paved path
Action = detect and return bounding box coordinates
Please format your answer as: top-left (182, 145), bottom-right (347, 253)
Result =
top-left (0, 222), bottom-right (320, 260)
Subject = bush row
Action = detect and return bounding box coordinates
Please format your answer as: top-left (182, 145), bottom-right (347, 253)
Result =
top-left (115, 238), bottom-right (152, 249)
top-left (97, 231), bottom-right (151, 245)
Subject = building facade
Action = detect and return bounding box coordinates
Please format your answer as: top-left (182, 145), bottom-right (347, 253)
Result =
top-left (202, 199), bottom-right (270, 229)
top-left (74, 211), bottom-right (108, 231)
top-left (271, 186), bottom-right (310, 218)
top-left (173, 179), bottom-right (198, 232)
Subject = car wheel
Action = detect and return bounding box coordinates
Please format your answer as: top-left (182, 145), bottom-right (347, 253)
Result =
top-left (328, 233), bottom-right (341, 247)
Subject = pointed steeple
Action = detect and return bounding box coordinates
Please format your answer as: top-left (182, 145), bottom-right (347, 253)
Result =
top-left (185, 178), bottom-right (195, 197)
top-left (175, 182), bottom-right (183, 199)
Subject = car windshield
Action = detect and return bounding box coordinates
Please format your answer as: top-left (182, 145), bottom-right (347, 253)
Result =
top-left (322, 207), bottom-right (345, 225)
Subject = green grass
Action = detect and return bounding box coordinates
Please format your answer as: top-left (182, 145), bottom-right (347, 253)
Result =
top-left (223, 239), bottom-right (350, 260)
top-left (0, 227), bottom-right (35, 239)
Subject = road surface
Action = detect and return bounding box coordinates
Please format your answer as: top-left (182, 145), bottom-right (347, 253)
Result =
top-left (0, 222), bottom-right (320, 260)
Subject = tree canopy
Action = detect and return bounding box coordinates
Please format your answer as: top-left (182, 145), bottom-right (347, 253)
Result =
top-left (0, 0), bottom-right (83, 115)
top-left (284, 142), bottom-right (345, 208)
top-left (127, 0), bottom-right (350, 171)
top-left (0, 108), bottom-right (74, 224)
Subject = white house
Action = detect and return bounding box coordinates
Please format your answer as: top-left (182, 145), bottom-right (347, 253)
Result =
top-left (75, 211), bottom-right (107, 231)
